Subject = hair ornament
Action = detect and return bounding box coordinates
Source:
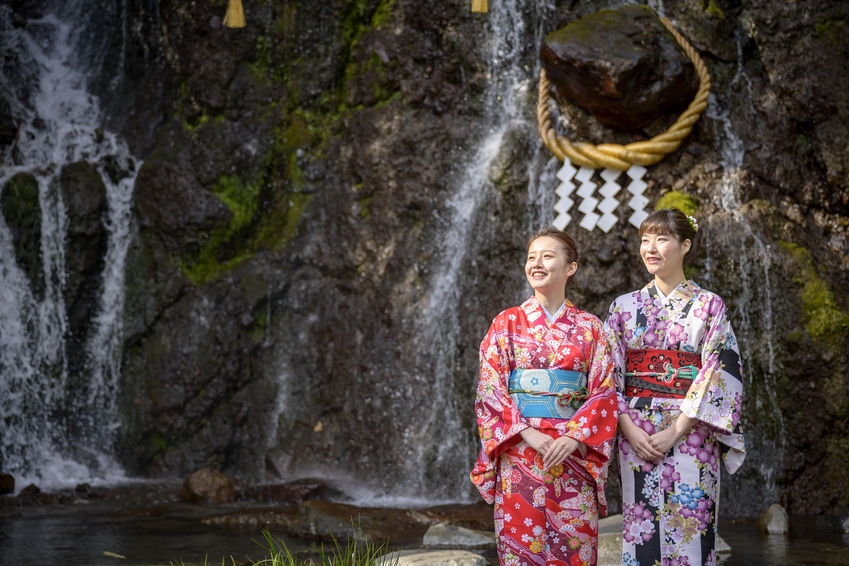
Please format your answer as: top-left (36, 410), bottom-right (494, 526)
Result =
top-left (687, 215), bottom-right (699, 232)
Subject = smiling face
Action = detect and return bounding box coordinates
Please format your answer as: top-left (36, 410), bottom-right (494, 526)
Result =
top-left (640, 231), bottom-right (691, 279)
top-left (525, 236), bottom-right (578, 296)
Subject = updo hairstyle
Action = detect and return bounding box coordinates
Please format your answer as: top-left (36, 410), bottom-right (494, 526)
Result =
top-left (639, 208), bottom-right (700, 265)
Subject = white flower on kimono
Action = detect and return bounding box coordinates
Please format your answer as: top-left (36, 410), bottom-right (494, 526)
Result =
top-left (532, 525), bottom-right (544, 536)
top-left (504, 513), bottom-right (512, 522)
top-left (524, 518), bottom-right (533, 526)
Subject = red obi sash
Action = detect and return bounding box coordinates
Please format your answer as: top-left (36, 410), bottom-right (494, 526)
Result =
top-left (625, 348), bottom-right (701, 399)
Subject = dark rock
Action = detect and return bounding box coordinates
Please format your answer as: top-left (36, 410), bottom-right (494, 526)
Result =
top-left (59, 161), bottom-right (107, 379)
top-left (19, 483), bottom-right (40, 497)
top-left (0, 98), bottom-right (17, 147)
top-left (179, 468), bottom-right (237, 504)
top-left (1, 172), bottom-right (44, 298)
top-left (0, 473), bottom-right (14, 495)
top-left (540, 5), bottom-right (699, 131)
top-left (133, 161), bottom-right (231, 253)
top-left (75, 482), bottom-right (92, 494)
top-left (256, 478), bottom-right (328, 505)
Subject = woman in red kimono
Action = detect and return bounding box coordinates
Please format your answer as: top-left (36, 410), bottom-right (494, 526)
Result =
top-left (471, 227), bottom-right (618, 566)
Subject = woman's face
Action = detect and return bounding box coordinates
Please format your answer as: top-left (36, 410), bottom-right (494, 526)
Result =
top-left (525, 236), bottom-right (577, 295)
top-left (640, 231), bottom-right (691, 278)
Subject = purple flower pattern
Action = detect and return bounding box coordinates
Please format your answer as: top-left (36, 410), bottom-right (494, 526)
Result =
top-left (605, 280), bottom-right (745, 566)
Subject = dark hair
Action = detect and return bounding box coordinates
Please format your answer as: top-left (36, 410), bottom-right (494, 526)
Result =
top-left (639, 208), bottom-right (700, 265)
top-left (527, 226), bottom-right (579, 264)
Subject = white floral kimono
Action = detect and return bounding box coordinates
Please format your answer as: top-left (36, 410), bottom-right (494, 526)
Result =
top-left (604, 280), bottom-right (745, 566)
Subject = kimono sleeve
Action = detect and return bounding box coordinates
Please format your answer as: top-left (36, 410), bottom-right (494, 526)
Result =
top-left (679, 297), bottom-right (746, 473)
top-left (603, 299), bottom-right (631, 416)
top-left (470, 316), bottom-right (530, 503)
top-left (560, 317), bottom-right (618, 466)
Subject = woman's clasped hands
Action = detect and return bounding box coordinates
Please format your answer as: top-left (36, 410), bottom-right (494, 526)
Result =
top-left (520, 428), bottom-right (588, 469)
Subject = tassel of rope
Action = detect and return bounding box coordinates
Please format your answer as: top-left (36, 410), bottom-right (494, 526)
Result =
top-left (223, 0), bottom-right (246, 28)
top-left (536, 17), bottom-right (711, 171)
top-left (471, 0), bottom-right (489, 13)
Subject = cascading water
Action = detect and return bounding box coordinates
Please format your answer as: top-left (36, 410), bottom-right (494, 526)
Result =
top-left (386, 0), bottom-right (557, 502)
top-left (699, 31), bottom-right (784, 512)
top-left (0, 3), bottom-right (139, 489)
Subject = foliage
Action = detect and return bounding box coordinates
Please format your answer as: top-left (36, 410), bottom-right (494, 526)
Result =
top-left (779, 241), bottom-right (849, 346)
top-left (654, 190), bottom-right (698, 217)
top-left (171, 528), bottom-right (399, 566)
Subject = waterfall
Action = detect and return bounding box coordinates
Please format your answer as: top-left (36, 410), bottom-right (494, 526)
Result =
top-left (701, 29), bottom-right (784, 510)
top-left (0, 3), bottom-right (138, 490)
top-left (385, 0), bottom-right (555, 502)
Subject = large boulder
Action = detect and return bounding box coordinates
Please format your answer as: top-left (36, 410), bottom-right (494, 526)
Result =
top-left (179, 468), bottom-right (237, 503)
top-left (1, 172), bottom-right (43, 298)
top-left (540, 5), bottom-right (699, 131)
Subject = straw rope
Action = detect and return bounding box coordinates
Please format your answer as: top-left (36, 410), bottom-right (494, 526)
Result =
top-left (537, 17), bottom-right (711, 171)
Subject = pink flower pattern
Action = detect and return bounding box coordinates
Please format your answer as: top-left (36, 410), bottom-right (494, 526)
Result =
top-left (605, 280), bottom-right (746, 566)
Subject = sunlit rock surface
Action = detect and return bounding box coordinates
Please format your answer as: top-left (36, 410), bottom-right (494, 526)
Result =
top-left (540, 5), bottom-right (699, 131)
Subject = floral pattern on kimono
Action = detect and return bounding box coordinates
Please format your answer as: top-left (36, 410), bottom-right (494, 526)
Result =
top-left (471, 297), bottom-right (618, 566)
top-left (605, 280), bottom-right (745, 566)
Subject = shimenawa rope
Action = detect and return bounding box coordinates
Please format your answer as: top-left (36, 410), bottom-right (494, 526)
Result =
top-left (537, 17), bottom-right (711, 171)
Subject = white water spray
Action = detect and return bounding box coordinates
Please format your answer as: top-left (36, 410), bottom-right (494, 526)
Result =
top-left (0, 4), bottom-right (139, 489)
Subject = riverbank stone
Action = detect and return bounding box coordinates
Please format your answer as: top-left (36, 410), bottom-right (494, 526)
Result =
top-left (540, 5), bottom-right (699, 131)
top-left (758, 503), bottom-right (789, 535)
top-left (179, 469), bottom-right (237, 504)
top-left (422, 523), bottom-right (495, 549)
top-left (378, 550), bottom-right (486, 566)
top-left (0, 473), bottom-right (14, 495)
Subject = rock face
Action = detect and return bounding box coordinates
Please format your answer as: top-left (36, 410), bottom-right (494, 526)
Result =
top-left (758, 503), bottom-right (789, 535)
top-left (540, 5), bottom-right (699, 131)
top-left (179, 468), bottom-right (237, 504)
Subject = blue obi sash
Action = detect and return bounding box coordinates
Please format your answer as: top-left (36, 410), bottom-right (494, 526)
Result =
top-left (508, 369), bottom-right (589, 419)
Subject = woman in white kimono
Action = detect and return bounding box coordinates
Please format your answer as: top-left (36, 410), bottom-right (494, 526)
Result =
top-left (604, 209), bottom-right (745, 566)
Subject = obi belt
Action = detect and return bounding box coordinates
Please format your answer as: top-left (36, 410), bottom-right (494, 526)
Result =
top-left (625, 348), bottom-right (701, 399)
top-left (508, 369), bottom-right (588, 419)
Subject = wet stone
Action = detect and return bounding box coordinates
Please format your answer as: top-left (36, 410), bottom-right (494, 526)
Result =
top-left (422, 523), bottom-right (496, 549)
top-left (179, 469), bottom-right (237, 504)
top-left (759, 503), bottom-right (789, 535)
top-left (378, 550), bottom-right (487, 566)
top-left (540, 5), bottom-right (699, 132)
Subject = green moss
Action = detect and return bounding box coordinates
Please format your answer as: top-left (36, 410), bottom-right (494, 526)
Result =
top-left (181, 174), bottom-right (263, 285)
top-left (655, 191), bottom-right (699, 216)
top-left (705, 0), bottom-right (726, 20)
top-left (358, 196), bottom-right (371, 219)
top-left (815, 20), bottom-right (846, 46)
top-left (779, 241), bottom-right (849, 346)
top-left (151, 432), bottom-right (168, 452)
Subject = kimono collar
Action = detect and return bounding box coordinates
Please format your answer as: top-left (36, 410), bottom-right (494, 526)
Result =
top-left (523, 296), bottom-right (575, 324)
top-left (646, 279), bottom-right (700, 305)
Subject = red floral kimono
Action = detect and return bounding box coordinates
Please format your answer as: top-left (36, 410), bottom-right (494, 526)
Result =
top-left (471, 297), bottom-right (618, 566)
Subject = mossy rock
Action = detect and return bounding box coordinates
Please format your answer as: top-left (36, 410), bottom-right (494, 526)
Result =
top-left (779, 241), bottom-right (849, 346)
top-left (655, 190), bottom-right (698, 216)
top-left (1, 172), bottom-right (44, 299)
